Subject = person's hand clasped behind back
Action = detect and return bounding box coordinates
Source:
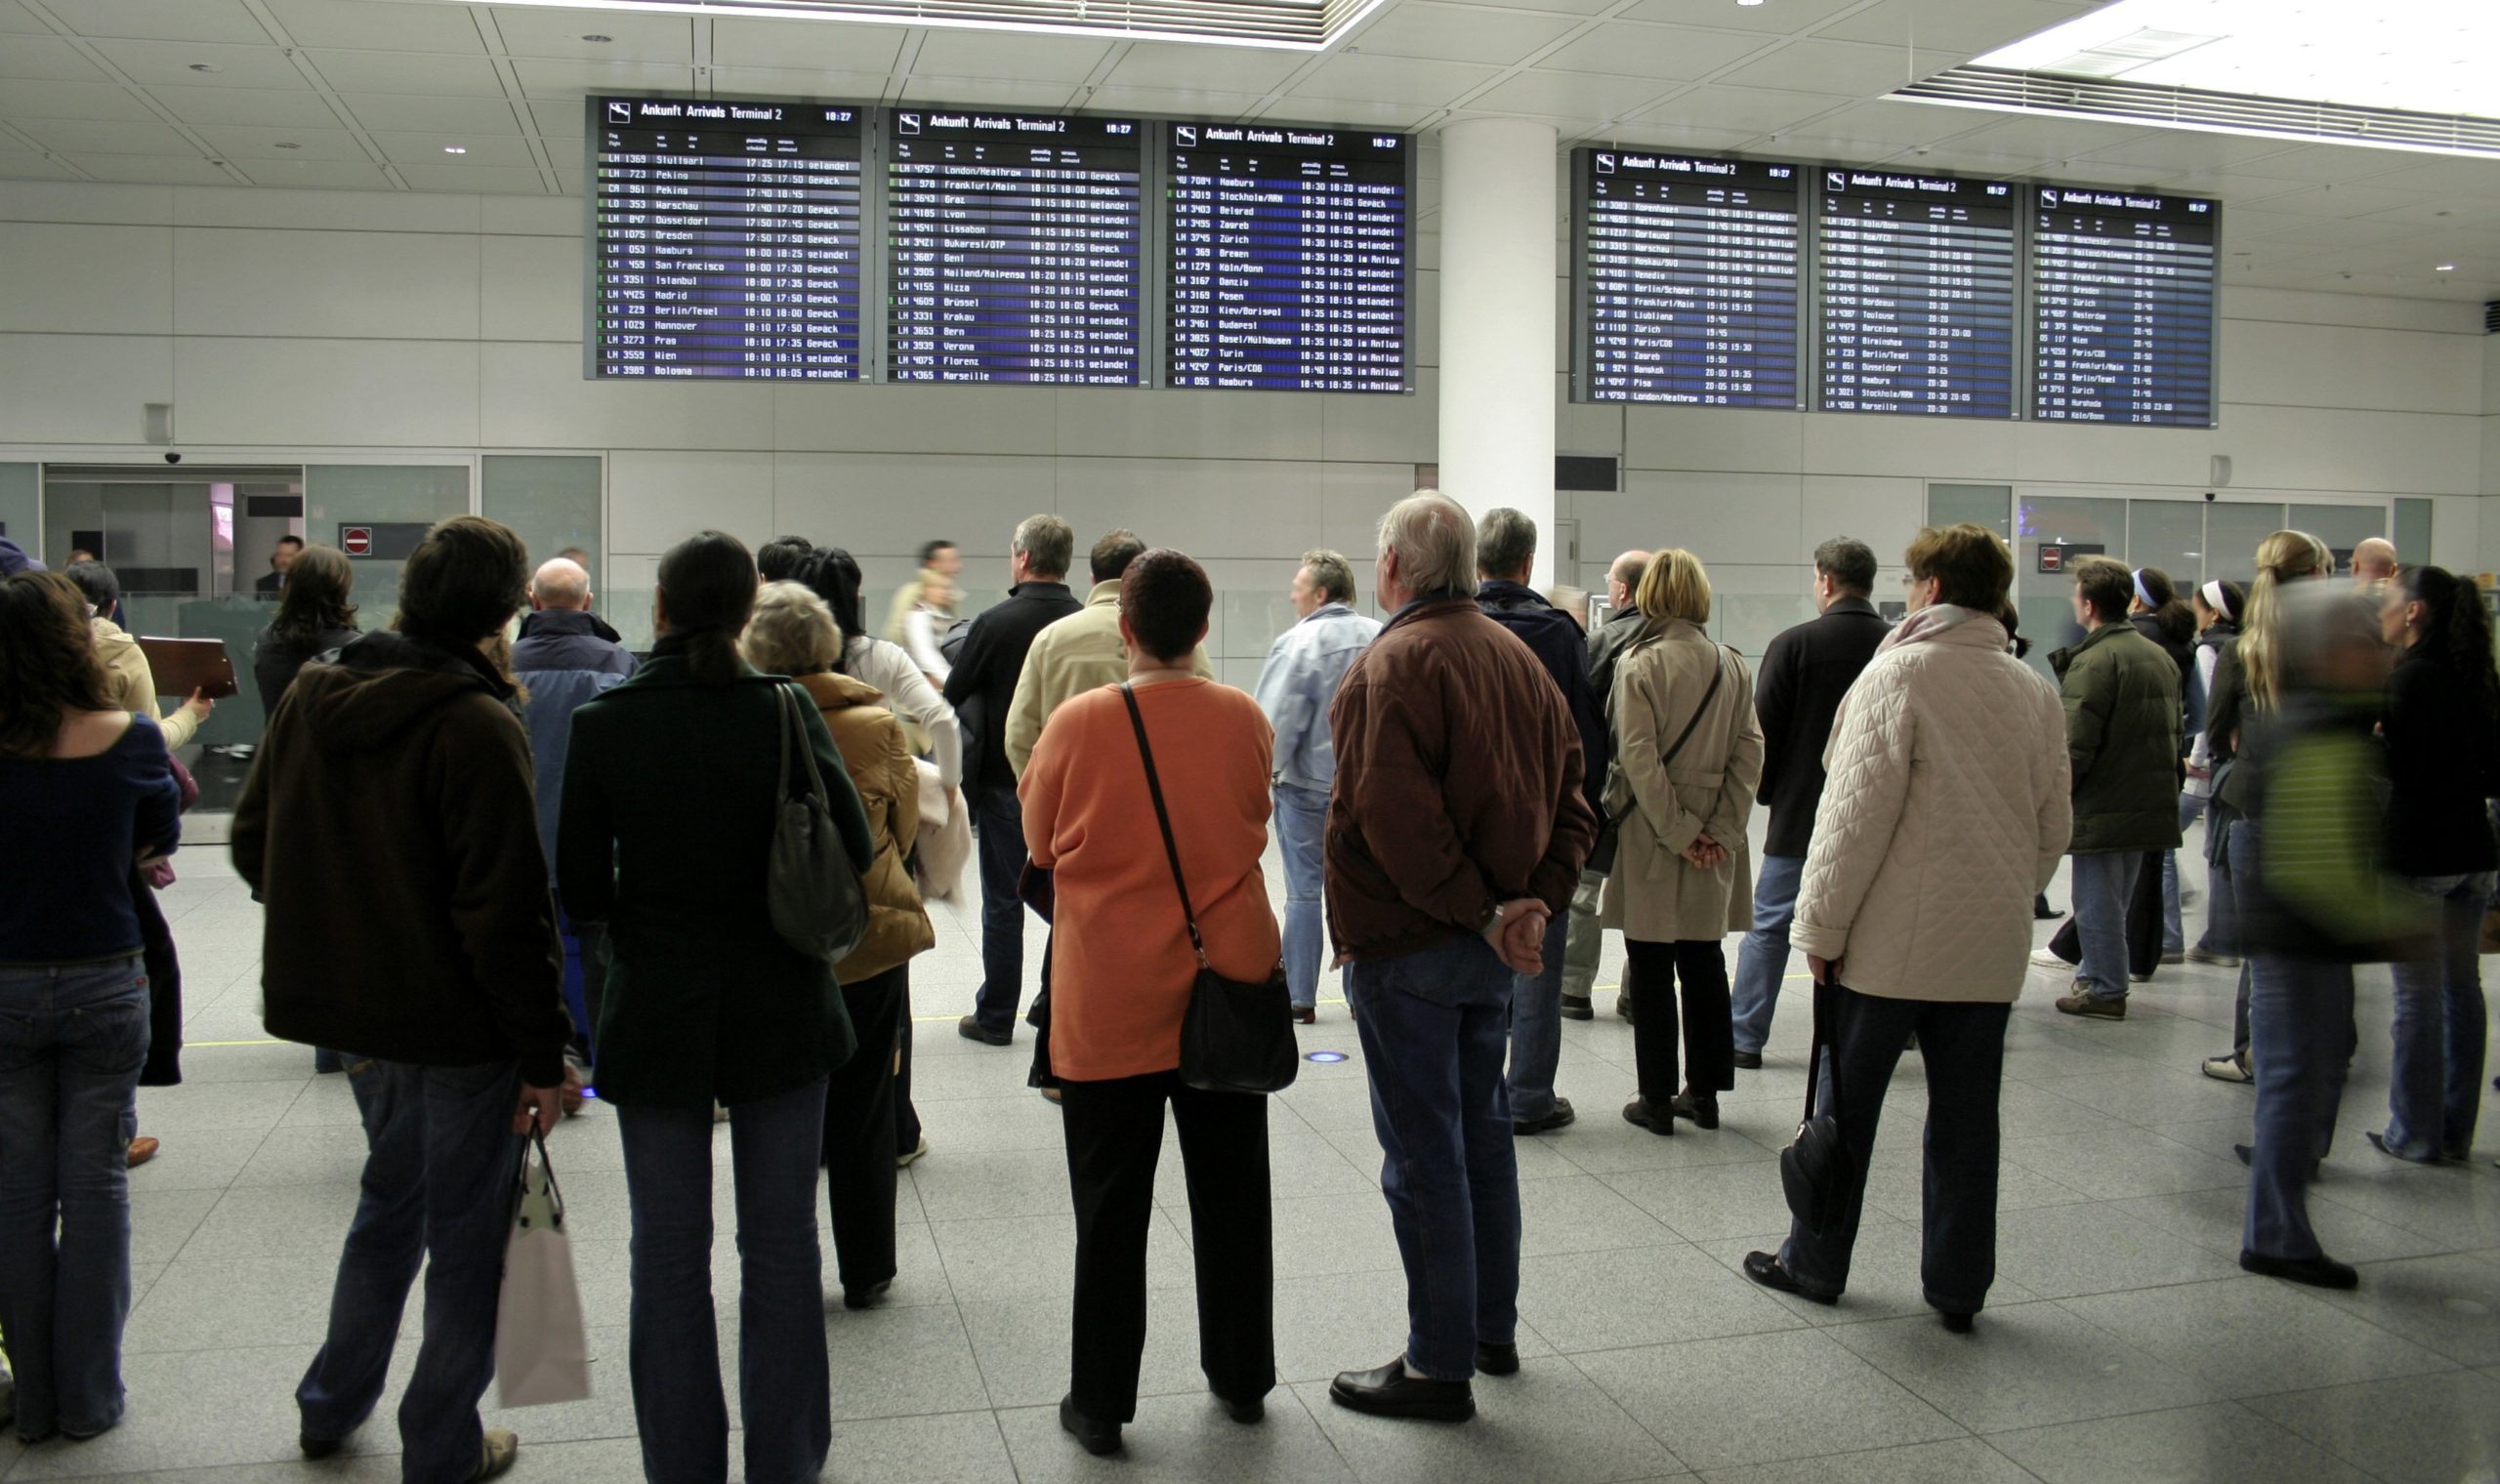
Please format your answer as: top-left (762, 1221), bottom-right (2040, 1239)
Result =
top-left (1482, 897), bottom-right (1549, 976)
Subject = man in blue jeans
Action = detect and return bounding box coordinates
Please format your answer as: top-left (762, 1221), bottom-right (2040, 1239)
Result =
top-left (234, 516), bottom-right (571, 1483)
top-left (1323, 494), bottom-right (1596, 1423)
top-left (1730, 538), bottom-right (1886, 1068)
top-left (1251, 549), bottom-right (1379, 1023)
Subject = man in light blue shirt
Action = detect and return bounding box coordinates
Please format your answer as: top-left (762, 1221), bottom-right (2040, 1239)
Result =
top-left (1253, 549), bottom-right (1381, 1022)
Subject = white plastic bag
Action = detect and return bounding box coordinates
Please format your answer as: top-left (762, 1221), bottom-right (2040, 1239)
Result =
top-left (494, 1130), bottom-right (592, 1409)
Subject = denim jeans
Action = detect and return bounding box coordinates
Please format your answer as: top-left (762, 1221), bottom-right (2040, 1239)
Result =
top-left (2383, 873), bottom-right (2492, 1161)
top-left (1273, 782), bottom-right (1330, 1010)
top-left (2244, 951), bottom-right (2354, 1260)
top-left (1560, 866), bottom-right (1606, 1003)
top-left (1731, 853), bottom-right (1805, 1055)
top-left (2161, 792), bottom-right (2206, 954)
top-left (2068, 851), bottom-right (2141, 1002)
top-left (1777, 989), bottom-right (2010, 1314)
top-left (296, 1057), bottom-right (523, 1483)
top-left (973, 782), bottom-right (1031, 1036)
top-left (1346, 934), bottom-right (1519, 1381)
top-left (1505, 908), bottom-right (1570, 1121)
top-left (0, 956), bottom-right (149, 1443)
top-left (618, 1077), bottom-right (830, 1484)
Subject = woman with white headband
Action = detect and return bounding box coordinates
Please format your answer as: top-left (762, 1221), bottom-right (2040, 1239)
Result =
top-left (2180, 579), bottom-right (2246, 971)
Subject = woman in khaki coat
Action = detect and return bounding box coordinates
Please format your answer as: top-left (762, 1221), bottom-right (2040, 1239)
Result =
top-left (1602, 550), bottom-right (1764, 1134)
top-left (743, 580), bottom-right (936, 1308)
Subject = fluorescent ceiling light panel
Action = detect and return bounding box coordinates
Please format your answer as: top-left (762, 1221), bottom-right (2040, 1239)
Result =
top-left (487, 0), bottom-right (1390, 50)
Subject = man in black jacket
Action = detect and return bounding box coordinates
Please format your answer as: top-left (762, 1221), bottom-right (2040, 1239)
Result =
top-left (1562, 550), bottom-right (1648, 1021)
top-left (1474, 509), bottom-right (1606, 1134)
top-left (941, 514), bottom-right (1081, 1044)
top-left (1729, 537), bottom-right (1886, 1067)
top-left (233, 515), bottom-right (565, 1482)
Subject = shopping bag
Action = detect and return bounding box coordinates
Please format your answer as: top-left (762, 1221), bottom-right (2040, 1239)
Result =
top-left (494, 1128), bottom-right (592, 1408)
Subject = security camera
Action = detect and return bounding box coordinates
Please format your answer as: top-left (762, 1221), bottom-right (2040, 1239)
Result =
top-left (164, 451), bottom-right (183, 465)
top-left (2202, 490), bottom-right (2216, 502)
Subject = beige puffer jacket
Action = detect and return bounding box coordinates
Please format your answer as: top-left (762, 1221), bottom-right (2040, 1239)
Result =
top-left (1790, 610), bottom-right (2072, 1003)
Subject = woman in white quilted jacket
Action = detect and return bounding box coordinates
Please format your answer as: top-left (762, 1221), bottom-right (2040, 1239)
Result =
top-left (1739, 523), bottom-right (2072, 1334)
top-left (1602, 550), bottom-right (1765, 1135)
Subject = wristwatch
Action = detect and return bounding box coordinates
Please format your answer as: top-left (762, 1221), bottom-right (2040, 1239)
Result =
top-left (1478, 900), bottom-right (1506, 934)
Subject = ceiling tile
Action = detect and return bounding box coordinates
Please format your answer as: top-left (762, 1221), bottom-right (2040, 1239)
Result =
top-left (2355, 196), bottom-right (2500, 228)
top-left (1765, 98), bottom-right (1985, 149)
top-left (703, 66), bottom-right (892, 103)
top-left (88, 37), bottom-right (305, 86)
top-left (1632, 83), bottom-right (1850, 136)
top-left (1471, 69), bottom-right (1673, 120)
top-left (708, 18), bottom-right (907, 71)
top-left (0, 4), bottom-right (56, 33)
top-left (39, 0), bottom-right (270, 44)
top-left (528, 100), bottom-right (586, 136)
top-left (1816, 0), bottom-right (2090, 55)
top-left (2252, 183), bottom-right (2437, 220)
top-left (893, 75), bottom-right (1079, 110)
top-left (487, 7), bottom-right (691, 61)
top-left (151, 84), bottom-right (340, 127)
top-left (1101, 41), bottom-right (1306, 94)
top-left (2204, 144), bottom-right (2429, 186)
top-left (1921, 111), bottom-right (2153, 161)
top-left (1715, 38), bottom-right (1963, 97)
top-left (337, 93), bottom-right (525, 134)
top-left (0, 154), bottom-right (86, 179)
top-left (14, 116), bottom-right (194, 154)
top-left (910, 28), bottom-right (1110, 83)
top-left (511, 57), bottom-right (695, 98)
top-left (1588, 118), bottom-right (1757, 152)
top-left (2143, 171), bottom-right (2310, 206)
top-left (0, 76), bottom-right (155, 119)
top-left (1080, 86), bottom-right (1269, 119)
top-left (261, 0), bottom-right (485, 53)
top-left (370, 130), bottom-right (539, 168)
top-left (392, 160), bottom-right (546, 192)
top-left (2076, 131), bottom-right (2316, 175)
top-left (2225, 214), bottom-right (2421, 249)
top-left (1618, 0), bottom-right (1860, 33)
top-left (1535, 22), bottom-right (1774, 80)
top-left (553, 166), bottom-right (584, 193)
top-left (1344, 4), bottom-right (1580, 65)
top-left (1430, 0), bottom-right (1613, 13)
top-left (0, 35), bottom-right (110, 80)
top-left (1247, 95), bottom-right (1438, 130)
top-left (192, 124), bottom-right (370, 160)
top-left (1289, 53), bottom-right (1501, 106)
top-left (312, 49), bottom-right (506, 96)
top-left (68, 151), bottom-right (229, 183)
top-left (234, 156), bottom-right (396, 189)
top-left (2361, 158), bottom-right (2500, 198)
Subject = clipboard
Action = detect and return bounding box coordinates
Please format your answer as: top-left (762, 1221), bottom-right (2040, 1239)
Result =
top-left (134, 637), bottom-right (238, 700)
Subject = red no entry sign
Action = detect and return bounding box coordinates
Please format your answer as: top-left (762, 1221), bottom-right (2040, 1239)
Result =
top-left (341, 525), bottom-right (373, 556)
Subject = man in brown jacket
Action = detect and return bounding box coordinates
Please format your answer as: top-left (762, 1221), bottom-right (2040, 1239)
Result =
top-left (1324, 492), bottom-right (1598, 1424)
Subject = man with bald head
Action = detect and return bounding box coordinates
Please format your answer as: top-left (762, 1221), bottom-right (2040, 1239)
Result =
top-left (2352, 537), bottom-right (2396, 590)
top-left (513, 556), bottom-right (638, 1064)
top-left (1559, 549), bottom-right (1650, 1019)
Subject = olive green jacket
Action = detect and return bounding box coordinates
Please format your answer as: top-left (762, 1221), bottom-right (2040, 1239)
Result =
top-left (2049, 622), bottom-right (2185, 855)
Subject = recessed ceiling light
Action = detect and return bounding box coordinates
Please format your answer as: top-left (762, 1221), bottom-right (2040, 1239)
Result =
top-left (1736, 0), bottom-right (1767, 6)
top-left (187, 62), bottom-right (221, 72)
top-left (581, 33), bottom-right (611, 43)
top-left (2435, 263), bottom-right (2457, 271)
top-left (444, 145), bottom-right (468, 154)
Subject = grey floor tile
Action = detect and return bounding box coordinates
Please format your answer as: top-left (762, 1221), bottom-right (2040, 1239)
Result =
top-left (177, 1183), bottom-right (355, 1263)
top-left (1696, 1436), bottom-right (2041, 1484)
top-left (2312, 1251), bottom-right (2500, 1367)
top-left (2056, 1277), bottom-right (2457, 1399)
top-left (1579, 1327), bottom-right (1964, 1471)
top-left (126, 1186), bottom-right (223, 1268)
top-left (958, 1289), bottom-right (1203, 1410)
top-left (1300, 1354), bottom-right (1684, 1483)
top-left (910, 1091), bottom-right (1074, 1153)
top-left (2243, 1371), bottom-right (2500, 1484)
top-left (1519, 1241), bottom-right (1804, 1353)
top-left (1857, 1153), bottom-right (2093, 1223)
top-left (1824, 1300), bottom-right (2216, 1434)
top-left (225, 1121), bottom-right (375, 1188)
top-left (1266, 1191), bottom-right (1408, 1277)
top-left (120, 1127), bottom-right (273, 1192)
top-left (998, 1390), bottom-right (1358, 1482)
top-left (1984, 1401), bottom-right (2379, 1484)
top-left (273, 1073), bottom-right (367, 1128)
top-left (1987, 1201), bottom-right (2246, 1299)
top-left (2142, 1114), bottom-right (2258, 1164)
top-left (908, 1146), bottom-right (1078, 1222)
top-left (124, 1256), bottom-right (346, 1353)
top-left (177, 1043), bottom-right (320, 1086)
top-left (1520, 1175), bottom-right (1682, 1257)
top-left (4, 1343), bottom-right (313, 1478)
top-left (825, 1302), bottom-right (992, 1422)
top-left (129, 1079), bottom-right (301, 1134)
top-left (931, 1209), bottom-right (1193, 1304)
top-left (822, 1409), bottom-right (1020, 1483)
top-left (1269, 1265), bottom-right (1558, 1385)
top-left (1688, 1222), bottom-right (2050, 1329)
top-left (2025, 1066), bottom-right (2257, 1131)
top-left (1604, 1160), bottom-right (1807, 1244)
top-left (2106, 1186), bottom-right (2447, 1266)
top-left (2312, 1162), bottom-right (2500, 1250)
top-left (1999, 1129), bottom-right (2250, 1202)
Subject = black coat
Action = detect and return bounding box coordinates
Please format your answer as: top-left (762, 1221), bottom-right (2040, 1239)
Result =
top-left (254, 623), bottom-right (360, 722)
top-left (941, 581), bottom-right (1082, 793)
top-left (2383, 644), bottom-right (2500, 878)
top-left (1478, 580), bottom-right (1607, 815)
top-left (1752, 598), bottom-right (1887, 858)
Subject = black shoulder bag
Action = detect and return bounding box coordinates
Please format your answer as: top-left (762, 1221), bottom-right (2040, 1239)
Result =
top-left (1779, 976), bottom-right (1853, 1238)
top-left (768, 682), bottom-right (872, 964)
top-left (1120, 684), bottom-right (1300, 1095)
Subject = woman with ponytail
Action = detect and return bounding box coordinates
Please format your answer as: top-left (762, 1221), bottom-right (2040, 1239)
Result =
top-left (2372, 564), bottom-right (2498, 1163)
top-left (557, 530), bottom-right (874, 1484)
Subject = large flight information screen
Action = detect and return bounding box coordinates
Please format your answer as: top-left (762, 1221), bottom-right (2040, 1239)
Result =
top-left (586, 96), bottom-right (862, 380)
top-left (1164, 122), bottom-right (1409, 392)
top-left (886, 109), bottom-right (1142, 386)
top-left (1575, 149), bottom-right (1801, 407)
top-left (1816, 169), bottom-right (2016, 417)
top-left (2032, 186), bottom-right (2219, 427)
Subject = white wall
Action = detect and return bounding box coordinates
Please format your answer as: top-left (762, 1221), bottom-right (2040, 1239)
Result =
top-left (0, 172), bottom-right (2488, 673)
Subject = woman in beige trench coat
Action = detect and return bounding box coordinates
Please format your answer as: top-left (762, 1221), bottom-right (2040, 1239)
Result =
top-left (1602, 549), bottom-right (1765, 1134)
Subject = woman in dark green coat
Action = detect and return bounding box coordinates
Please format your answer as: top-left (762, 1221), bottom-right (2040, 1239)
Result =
top-left (557, 530), bottom-right (872, 1484)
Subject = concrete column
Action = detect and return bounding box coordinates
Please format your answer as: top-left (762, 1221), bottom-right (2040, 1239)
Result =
top-left (1436, 117), bottom-right (1560, 587)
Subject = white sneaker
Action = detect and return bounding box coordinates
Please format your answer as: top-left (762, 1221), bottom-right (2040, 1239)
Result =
top-left (2201, 1051), bottom-right (2253, 1084)
top-left (2028, 948), bottom-right (2070, 969)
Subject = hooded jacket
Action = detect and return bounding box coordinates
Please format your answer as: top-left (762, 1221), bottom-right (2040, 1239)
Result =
top-left (254, 622), bottom-right (361, 723)
top-left (232, 630), bottom-right (571, 1088)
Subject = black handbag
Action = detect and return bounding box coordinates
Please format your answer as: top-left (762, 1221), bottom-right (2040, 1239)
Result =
top-left (1120, 684), bottom-right (1300, 1095)
top-left (1779, 978), bottom-right (1854, 1238)
top-left (767, 682), bottom-right (871, 964)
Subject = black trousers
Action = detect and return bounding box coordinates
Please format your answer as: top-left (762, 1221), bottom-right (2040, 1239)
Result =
top-left (2047, 849), bottom-right (2164, 977)
top-left (823, 964), bottom-right (905, 1292)
top-left (1060, 1070), bottom-right (1274, 1423)
top-left (1626, 938), bottom-right (1733, 1099)
top-left (1780, 990), bottom-right (2011, 1315)
top-left (894, 990), bottom-right (921, 1157)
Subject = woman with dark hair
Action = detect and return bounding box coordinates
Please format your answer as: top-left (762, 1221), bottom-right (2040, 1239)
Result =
top-left (2176, 579), bottom-right (2247, 968)
top-left (557, 530), bottom-right (873, 1484)
top-left (1019, 549), bottom-right (1280, 1457)
top-left (2129, 567), bottom-right (2194, 968)
top-left (797, 547), bottom-right (961, 795)
top-left (0, 569), bottom-right (183, 1445)
top-left (252, 544), bottom-right (360, 721)
top-left (2372, 564), bottom-right (2498, 1164)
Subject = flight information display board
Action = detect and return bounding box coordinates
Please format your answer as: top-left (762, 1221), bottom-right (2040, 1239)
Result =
top-left (1164, 122), bottom-right (1410, 392)
top-left (2031, 186), bottom-right (2219, 427)
top-left (886, 108), bottom-right (1142, 386)
top-left (585, 96), bottom-right (863, 380)
top-left (1574, 149), bottom-right (1801, 407)
top-left (1816, 169), bottom-right (2017, 417)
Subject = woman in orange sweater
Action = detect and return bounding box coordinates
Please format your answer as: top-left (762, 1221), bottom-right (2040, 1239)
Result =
top-left (1019, 549), bottom-right (1281, 1458)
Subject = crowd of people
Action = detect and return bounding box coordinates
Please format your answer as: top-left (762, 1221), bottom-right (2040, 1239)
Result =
top-left (0, 497), bottom-right (2490, 1481)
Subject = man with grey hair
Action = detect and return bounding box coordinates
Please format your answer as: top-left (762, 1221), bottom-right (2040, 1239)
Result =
top-left (1325, 492), bottom-right (1597, 1423)
top-left (943, 514), bottom-right (1081, 1044)
top-left (1252, 548), bottom-right (1381, 1022)
top-left (1473, 509), bottom-right (1606, 1134)
top-left (1729, 536), bottom-right (1886, 1066)
top-left (1560, 549), bottom-right (1650, 1020)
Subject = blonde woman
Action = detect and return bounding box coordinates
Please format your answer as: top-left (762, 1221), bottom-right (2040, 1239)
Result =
top-left (1604, 550), bottom-right (1764, 1134)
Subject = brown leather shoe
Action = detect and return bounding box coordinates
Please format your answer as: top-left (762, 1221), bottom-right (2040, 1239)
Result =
top-left (125, 1136), bottom-right (159, 1170)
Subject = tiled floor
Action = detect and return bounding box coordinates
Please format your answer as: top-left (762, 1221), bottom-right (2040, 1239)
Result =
top-left (7, 833), bottom-right (2496, 1484)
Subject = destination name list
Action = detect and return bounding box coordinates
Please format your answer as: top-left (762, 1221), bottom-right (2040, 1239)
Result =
top-left (1580, 150), bottom-right (1801, 408)
top-left (2033, 186), bottom-right (2219, 427)
top-left (1817, 170), bottom-right (2017, 418)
